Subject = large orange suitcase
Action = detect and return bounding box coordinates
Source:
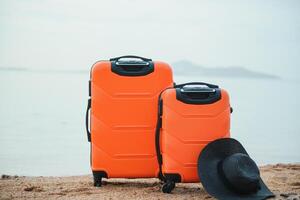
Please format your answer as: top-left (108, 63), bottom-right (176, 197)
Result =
top-left (86, 55), bottom-right (173, 186)
top-left (155, 82), bottom-right (231, 193)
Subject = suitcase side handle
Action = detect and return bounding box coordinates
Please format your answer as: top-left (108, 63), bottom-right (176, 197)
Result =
top-left (155, 87), bottom-right (174, 181)
top-left (86, 98), bottom-right (91, 142)
top-left (175, 82), bottom-right (219, 89)
top-left (156, 97), bottom-right (165, 181)
top-left (109, 55), bottom-right (152, 62)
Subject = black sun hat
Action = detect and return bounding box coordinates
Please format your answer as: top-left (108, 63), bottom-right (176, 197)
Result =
top-left (198, 138), bottom-right (275, 200)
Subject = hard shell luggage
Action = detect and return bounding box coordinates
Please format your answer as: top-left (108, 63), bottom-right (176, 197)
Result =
top-left (86, 55), bottom-right (173, 186)
top-left (155, 82), bottom-right (232, 193)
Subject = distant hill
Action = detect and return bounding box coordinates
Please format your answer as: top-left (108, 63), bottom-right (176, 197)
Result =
top-left (0, 67), bottom-right (87, 74)
top-left (172, 60), bottom-right (280, 79)
top-left (0, 67), bottom-right (29, 71)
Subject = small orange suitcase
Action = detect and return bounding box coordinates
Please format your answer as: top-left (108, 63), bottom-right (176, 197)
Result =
top-left (155, 82), bottom-right (232, 193)
top-left (86, 55), bottom-right (173, 186)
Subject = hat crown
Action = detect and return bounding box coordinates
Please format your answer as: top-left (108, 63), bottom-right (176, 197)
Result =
top-left (221, 153), bottom-right (260, 194)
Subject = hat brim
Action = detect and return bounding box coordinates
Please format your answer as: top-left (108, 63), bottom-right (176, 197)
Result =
top-left (198, 138), bottom-right (274, 200)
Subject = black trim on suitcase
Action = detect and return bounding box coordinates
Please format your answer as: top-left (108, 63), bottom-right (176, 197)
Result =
top-left (110, 55), bottom-right (154, 76)
top-left (164, 173), bottom-right (181, 183)
top-left (155, 98), bottom-right (164, 180)
top-left (111, 61), bottom-right (154, 76)
top-left (86, 98), bottom-right (91, 142)
top-left (174, 82), bottom-right (221, 105)
top-left (88, 80), bottom-right (91, 97)
top-left (176, 88), bottom-right (221, 104)
top-left (93, 171), bottom-right (108, 187)
top-left (155, 88), bottom-right (172, 181)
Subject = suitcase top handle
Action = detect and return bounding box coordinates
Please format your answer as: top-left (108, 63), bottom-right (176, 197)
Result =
top-left (110, 55), bottom-right (154, 76)
top-left (175, 82), bottom-right (219, 89)
top-left (174, 82), bottom-right (221, 104)
top-left (109, 55), bottom-right (152, 62)
top-left (176, 88), bottom-right (221, 104)
top-left (180, 85), bottom-right (216, 93)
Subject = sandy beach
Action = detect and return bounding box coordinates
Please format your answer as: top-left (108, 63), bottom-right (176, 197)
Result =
top-left (0, 164), bottom-right (299, 200)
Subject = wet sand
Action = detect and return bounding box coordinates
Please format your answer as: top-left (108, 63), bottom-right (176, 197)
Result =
top-left (1, 164), bottom-right (299, 200)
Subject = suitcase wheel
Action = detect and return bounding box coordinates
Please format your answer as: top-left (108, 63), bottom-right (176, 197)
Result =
top-left (162, 180), bottom-right (175, 193)
top-left (93, 171), bottom-right (107, 187)
top-left (93, 176), bottom-right (102, 187)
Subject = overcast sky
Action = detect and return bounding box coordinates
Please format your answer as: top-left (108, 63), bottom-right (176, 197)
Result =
top-left (0, 0), bottom-right (299, 78)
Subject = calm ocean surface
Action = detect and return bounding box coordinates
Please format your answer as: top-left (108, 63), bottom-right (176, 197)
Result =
top-left (0, 70), bottom-right (299, 176)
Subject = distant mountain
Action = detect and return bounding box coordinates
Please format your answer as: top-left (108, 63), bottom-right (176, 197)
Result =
top-left (0, 66), bottom-right (87, 74)
top-left (0, 67), bottom-right (28, 71)
top-left (172, 60), bottom-right (280, 79)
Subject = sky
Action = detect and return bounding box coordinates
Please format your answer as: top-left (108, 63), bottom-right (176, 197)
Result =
top-left (0, 0), bottom-right (299, 78)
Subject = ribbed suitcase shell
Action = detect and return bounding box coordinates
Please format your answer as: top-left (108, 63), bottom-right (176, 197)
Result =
top-left (160, 87), bottom-right (230, 183)
top-left (90, 59), bottom-right (173, 178)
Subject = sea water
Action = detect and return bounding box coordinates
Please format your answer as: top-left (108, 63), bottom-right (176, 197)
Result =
top-left (0, 70), bottom-right (299, 176)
